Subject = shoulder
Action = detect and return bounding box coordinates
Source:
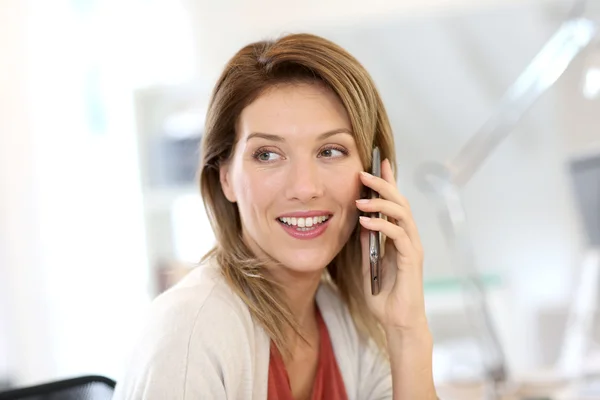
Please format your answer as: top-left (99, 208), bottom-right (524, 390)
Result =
top-left (139, 262), bottom-right (254, 346)
top-left (113, 261), bottom-right (265, 399)
top-left (152, 261), bottom-right (250, 328)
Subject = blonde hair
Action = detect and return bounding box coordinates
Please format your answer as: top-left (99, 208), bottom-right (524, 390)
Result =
top-left (199, 33), bottom-right (396, 357)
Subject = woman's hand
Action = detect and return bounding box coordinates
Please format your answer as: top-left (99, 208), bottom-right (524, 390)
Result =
top-left (355, 158), bottom-right (428, 333)
top-left (356, 158), bottom-right (437, 400)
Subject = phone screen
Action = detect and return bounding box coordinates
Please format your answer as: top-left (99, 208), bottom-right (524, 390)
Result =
top-left (369, 147), bottom-right (381, 295)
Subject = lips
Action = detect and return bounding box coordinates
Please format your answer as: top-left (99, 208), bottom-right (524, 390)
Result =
top-left (275, 211), bottom-right (333, 240)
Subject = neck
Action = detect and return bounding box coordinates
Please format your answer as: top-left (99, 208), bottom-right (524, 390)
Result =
top-left (270, 266), bottom-right (322, 327)
top-left (269, 266), bottom-right (323, 358)
top-left (241, 231), bottom-right (323, 342)
top-left (242, 231), bottom-right (323, 328)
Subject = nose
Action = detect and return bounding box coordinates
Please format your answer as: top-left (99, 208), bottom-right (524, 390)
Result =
top-left (285, 160), bottom-right (324, 202)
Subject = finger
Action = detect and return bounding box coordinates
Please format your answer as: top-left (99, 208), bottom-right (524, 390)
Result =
top-left (359, 216), bottom-right (418, 263)
top-left (381, 159), bottom-right (400, 226)
top-left (360, 170), bottom-right (409, 210)
top-left (356, 198), bottom-right (421, 249)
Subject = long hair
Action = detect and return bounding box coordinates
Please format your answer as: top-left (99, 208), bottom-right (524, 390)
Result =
top-left (199, 33), bottom-right (396, 357)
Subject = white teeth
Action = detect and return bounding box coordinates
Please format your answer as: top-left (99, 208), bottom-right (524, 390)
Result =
top-left (278, 215), bottom-right (330, 228)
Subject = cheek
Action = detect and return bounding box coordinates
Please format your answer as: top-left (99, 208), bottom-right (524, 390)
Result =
top-left (234, 167), bottom-right (284, 211)
top-left (324, 168), bottom-right (362, 205)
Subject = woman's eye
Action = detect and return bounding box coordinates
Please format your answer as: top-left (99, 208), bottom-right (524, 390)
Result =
top-left (255, 151), bottom-right (281, 162)
top-left (320, 147), bottom-right (346, 158)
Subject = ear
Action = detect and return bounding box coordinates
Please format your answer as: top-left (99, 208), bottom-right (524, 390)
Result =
top-left (219, 161), bottom-right (237, 203)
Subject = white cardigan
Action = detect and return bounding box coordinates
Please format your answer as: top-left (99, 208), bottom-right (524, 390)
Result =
top-left (112, 261), bottom-right (392, 400)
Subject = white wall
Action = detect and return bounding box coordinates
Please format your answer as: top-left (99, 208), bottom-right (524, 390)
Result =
top-left (0, 0), bottom-right (56, 385)
top-left (182, 0), bottom-right (558, 86)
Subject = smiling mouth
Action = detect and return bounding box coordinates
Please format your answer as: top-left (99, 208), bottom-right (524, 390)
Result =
top-left (277, 215), bottom-right (332, 231)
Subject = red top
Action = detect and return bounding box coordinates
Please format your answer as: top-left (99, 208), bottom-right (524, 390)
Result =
top-left (267, 308), bottom-right (348, 400)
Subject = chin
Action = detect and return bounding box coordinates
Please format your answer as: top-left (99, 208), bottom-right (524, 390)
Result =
top-left (275, 250), bottom-right (335, 274)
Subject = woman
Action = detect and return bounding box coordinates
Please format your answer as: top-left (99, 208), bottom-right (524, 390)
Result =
top-left (114, 33), bottom-right (437, 399)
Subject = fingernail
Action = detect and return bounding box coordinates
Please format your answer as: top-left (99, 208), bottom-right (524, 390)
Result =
top-left (360, 171), bottom-right (373, 178)
top-left (355, 199), bottom-right (369, 204)
top-left (359, 216), bottom-right (370, 223)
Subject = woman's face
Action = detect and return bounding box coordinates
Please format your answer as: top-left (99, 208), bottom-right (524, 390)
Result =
top-left (220, 83), bottom-right (364, 275)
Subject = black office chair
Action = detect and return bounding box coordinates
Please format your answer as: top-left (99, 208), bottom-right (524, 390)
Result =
top-left (0, 375), bottom-right (115, 400)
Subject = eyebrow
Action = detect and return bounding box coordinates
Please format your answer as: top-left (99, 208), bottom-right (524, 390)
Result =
top-left (246, 128), bottom-right (353, 143)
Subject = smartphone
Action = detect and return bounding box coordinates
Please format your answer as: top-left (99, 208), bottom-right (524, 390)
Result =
top-left (369, 147), bottom-right (382, 295)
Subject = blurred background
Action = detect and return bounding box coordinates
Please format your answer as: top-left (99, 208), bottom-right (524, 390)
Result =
top-left (1, 0), bottom-right (599, 398)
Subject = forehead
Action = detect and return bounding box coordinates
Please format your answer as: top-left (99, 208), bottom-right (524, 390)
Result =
top-left (237, 83), bottom-right (351, 139)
